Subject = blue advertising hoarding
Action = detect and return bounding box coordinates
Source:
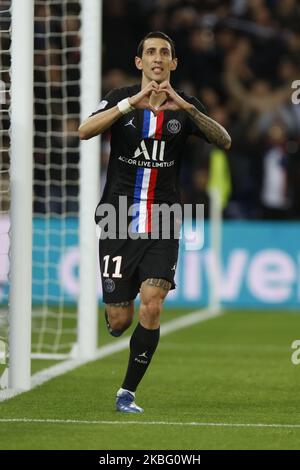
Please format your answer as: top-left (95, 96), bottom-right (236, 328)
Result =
top-left (0, 217), bottom-right (300, 308)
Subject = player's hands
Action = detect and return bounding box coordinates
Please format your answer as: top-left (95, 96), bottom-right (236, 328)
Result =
top-left (156, 81), bottom-right (191, 112)
top-left (128, 81), bottom-right (160, 115)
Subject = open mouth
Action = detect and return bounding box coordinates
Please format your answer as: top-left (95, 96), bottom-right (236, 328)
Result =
top-left (152, 67), bottom-right (163, 73)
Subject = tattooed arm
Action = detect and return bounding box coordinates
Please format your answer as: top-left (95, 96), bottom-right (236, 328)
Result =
top-left (157, 81), bottom-right (232, 151)
top-left (185, 105), bottom-right (232, 150)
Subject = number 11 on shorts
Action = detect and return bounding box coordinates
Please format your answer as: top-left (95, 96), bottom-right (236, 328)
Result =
top-left (103, 255), bottom-right (123, 278)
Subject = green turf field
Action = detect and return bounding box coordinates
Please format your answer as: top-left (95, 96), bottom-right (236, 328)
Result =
top-left (0, 308), bottom-right (300, 450)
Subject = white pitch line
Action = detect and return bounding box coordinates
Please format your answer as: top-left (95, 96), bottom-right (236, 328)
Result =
top-left (0, 307), bottom-right (222, 402)
top-left (0, 418), bottom-right (300, 429)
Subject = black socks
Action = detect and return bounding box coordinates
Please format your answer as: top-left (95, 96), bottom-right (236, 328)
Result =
top-left (122, 322), bottom-right (160, 392)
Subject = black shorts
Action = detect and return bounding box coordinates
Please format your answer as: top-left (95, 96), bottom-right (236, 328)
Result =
top-left (98, 238), bottom-right (179, 303)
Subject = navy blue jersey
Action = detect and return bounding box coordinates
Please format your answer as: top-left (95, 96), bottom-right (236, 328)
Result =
top-left (93, 84), bottom-right (208, 233)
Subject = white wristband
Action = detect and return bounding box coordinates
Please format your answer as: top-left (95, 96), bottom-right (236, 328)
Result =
top-left (117, 98), bottom-right (134, 115)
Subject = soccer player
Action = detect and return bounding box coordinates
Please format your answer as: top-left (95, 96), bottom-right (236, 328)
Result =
top-left (79, 31), bottom-right (231, 413)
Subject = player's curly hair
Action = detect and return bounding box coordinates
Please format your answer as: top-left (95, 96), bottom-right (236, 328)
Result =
top-left (137, 31), bottom-right (176, 59)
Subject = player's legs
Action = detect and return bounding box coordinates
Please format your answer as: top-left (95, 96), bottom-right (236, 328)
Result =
top-left (105, 300), bottom-right (134, 337)
top-left (116, 240), bottom-right (178, 413)
top-left (116, 278), bottom-right (171, 411)
top-left (102, 238), bottom-right (177, 412)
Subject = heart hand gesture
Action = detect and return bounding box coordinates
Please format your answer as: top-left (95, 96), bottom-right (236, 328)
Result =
top-left (128, 81), bottom-right (160, 114)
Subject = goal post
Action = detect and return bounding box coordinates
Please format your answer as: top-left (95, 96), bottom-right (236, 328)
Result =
top-left (4, 0), bottom-right (102, 391)
top-left (9, 0), bottom-right (34, 390)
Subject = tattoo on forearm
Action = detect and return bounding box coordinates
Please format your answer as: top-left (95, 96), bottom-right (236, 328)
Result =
top-left (144, 278), bottom-right (171, 291)
top-left (107, 301), bottom-right (131, 308)
top-left (187, 106), bottom-right (231, 150)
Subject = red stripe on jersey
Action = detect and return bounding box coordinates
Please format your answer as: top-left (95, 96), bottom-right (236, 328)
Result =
top-left (155, 112), bottom-right (164, 140)
top-left (146, 168), bottom-right (158, 232)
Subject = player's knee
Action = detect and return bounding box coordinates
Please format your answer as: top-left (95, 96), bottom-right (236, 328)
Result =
top-left (140, 297), bottom-right (162, 324)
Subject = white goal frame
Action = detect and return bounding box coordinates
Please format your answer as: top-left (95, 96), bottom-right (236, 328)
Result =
top-left (7, 0), bottom-right (102, 390)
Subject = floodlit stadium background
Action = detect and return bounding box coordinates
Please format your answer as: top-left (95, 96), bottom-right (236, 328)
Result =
top-left (99, 0), bottom-right (300, 309)
top-left (2, 0), bottom-right (300, 310)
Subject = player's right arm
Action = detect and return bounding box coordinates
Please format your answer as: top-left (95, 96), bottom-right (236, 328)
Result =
top-left (78, 105), bottom-right (122, 139)
top-left (78, 81), bottom-right (159, 140)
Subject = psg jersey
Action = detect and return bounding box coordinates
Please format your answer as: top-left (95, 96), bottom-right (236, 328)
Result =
top-left (93, 84), bottom-right (208, 233)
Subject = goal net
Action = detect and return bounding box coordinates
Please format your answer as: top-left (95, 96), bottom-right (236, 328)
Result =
top-left (32, 0), bottom-right (101, 359)
top-left (32, 0), bottom-right (82, 358)
top-left (0, 0), bottom-right (11, 368)
top-left (0, 0), bottom-right (101, 380)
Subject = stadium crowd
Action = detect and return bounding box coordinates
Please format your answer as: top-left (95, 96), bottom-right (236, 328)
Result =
top-left (2, 0), bottom-right (300, 219)
top-left (101, 0), bottom-right (300, 219)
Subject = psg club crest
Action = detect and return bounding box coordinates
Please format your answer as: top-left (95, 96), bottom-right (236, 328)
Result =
top-left (167, 119), bottom-right (181, 134)
top-left (104, 278), bottom-right (116, 293)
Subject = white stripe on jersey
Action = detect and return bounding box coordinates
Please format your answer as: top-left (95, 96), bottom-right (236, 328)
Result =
top-left (148, 112), bottom-right (157, 138)
top-left (138, 168), bottom-right (151, 232)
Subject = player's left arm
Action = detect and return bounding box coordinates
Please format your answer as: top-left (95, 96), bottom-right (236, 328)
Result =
top-left (158, 81), bottom-right (232, 150)
top-left (185, 103), bottom-right (231, 150)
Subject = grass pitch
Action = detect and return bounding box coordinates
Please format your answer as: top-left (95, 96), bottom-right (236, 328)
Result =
top-left (0, 308), bottom-right (300, 450)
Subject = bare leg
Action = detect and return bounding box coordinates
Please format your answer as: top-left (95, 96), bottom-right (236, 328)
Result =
top-left (105, 300), bottom-right (134, 336)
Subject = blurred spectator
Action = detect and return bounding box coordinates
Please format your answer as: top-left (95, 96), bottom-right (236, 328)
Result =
top-left (259, 123), bottom-right (291, 219)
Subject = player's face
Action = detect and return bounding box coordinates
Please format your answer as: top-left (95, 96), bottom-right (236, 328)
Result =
top-left (135, 38), bottom-right (177, 83)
